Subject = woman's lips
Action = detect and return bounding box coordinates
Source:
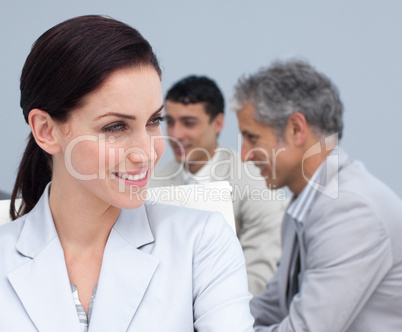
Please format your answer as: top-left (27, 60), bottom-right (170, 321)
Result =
top-left (113, 170), bottom-right (149, 186)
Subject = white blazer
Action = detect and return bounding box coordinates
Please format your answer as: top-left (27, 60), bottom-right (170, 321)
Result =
top-left (151, 148), bottom-right (286, 295)
top-left (0, 187), bottom-right (254, 331)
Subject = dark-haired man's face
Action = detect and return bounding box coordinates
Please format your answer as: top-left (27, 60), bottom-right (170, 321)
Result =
top-left (165, 101), bottom-right (223, 173)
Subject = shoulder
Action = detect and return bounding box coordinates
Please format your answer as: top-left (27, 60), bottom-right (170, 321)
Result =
top-left (0, 216), bottom-right (26, 245)
top-left (143, 202), bottom-right (244, 266)
top-left (306, 158), bottom-right (402, 254)
top-left (0, 216), bottom-right (28, 274)
top-left (144, 200), bottom-right (230, 229)
top-left (150, 160), bottom-right (184, 187)
top-left (143, 201), bottom-right (236, 247)
top-left (312, 157), bottom-right (402, 218)
top-left (152, 160), bottom-right (181, 177)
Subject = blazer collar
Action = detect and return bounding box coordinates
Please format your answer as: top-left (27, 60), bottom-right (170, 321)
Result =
top-left (112, 202), bottom-right (155, 249)
top-left (314, 146), bottom-right (350, 201)
top-left (288, 147), bottom-right (351, 227)
top-left (89, 203), bottom-right (159, 331)
top-left (277, 148), bottom-right (351, 312)
top-left (14, 183), bottom-right (156, 256)
top-left (8, 184), bottom-right (159, 331)
top-left (15, 183), bottom-right (57, 258)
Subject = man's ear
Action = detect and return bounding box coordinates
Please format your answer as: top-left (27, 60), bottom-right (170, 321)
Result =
top-left (212, 113), bottom-right (224, 134)
top-left (286, 112), bottom-right (308, 146)
top-left (28, 109), bottom-right (61, 155)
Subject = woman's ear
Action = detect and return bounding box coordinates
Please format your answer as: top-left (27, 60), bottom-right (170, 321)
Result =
top-left (28, 109), bottom-right (61, 155)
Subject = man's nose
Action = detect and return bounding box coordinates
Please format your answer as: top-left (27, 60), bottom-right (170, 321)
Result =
top-left (167, 123), bottom-right (185, 141)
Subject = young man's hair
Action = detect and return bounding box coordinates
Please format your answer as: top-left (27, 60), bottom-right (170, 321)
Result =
top-left (166, 75), bottom-right (224, 121)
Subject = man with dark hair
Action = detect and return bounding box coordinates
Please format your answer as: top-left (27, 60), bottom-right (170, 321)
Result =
top-left (163, 75), bottom-right (225, 173)
top-left (151, 75), bottom-right (287, 296)
top-left (234, 59), bottom-right (402, 331)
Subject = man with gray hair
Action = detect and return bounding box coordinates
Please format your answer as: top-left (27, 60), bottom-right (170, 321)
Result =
top-left (233, 59), bottom-right (402, 331)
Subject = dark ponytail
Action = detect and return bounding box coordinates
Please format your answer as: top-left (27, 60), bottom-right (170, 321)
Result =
top-left (11, 134), bottom-right (52, 220)
top-left (10, 15), bottom-right (161, 220)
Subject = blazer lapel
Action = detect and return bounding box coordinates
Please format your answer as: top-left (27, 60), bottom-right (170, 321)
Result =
top-left (89, 206), bottom-right (159, 332)
top-left (7, 187), bottom-right (81, 332)
top-left (275, 148), bottom-right (350, 315)
top-left (296, 225), bottom-right (306, 286)
top-left (277, 212), bottom-right (297, 314)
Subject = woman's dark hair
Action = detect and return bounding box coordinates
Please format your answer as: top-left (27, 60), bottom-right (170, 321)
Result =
top-left (10, 15), bottom-right (161, 220)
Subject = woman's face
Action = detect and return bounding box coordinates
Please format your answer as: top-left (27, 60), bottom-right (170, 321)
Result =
top-left (54, 66), bottom-right (165, 209)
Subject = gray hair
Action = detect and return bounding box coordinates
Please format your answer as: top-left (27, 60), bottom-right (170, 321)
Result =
top-left (232, 59), bottom-right (344, 139)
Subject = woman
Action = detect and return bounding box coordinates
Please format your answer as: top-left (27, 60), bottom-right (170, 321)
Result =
top-left (0, 15), bottom-right (254, 331)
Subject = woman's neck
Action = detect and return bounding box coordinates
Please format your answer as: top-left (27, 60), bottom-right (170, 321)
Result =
top-left (48, 177), bottom-right (120, 255)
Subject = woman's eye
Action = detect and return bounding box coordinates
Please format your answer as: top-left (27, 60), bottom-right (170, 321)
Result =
top-left (148, 116), bottom-right (166, 126)
top-left (102, 123), bottom-right (127, 132)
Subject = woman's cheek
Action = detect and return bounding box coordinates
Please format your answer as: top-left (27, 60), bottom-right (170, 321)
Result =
top-left (67, 140), bottom-right (102, 179)
top-left (153, 135), bottom-right (166, 167)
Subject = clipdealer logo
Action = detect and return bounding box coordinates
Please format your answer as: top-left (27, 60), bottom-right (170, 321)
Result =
top-left (62, 132), bottom-right (339, 199)
top-left (301, 133), bottom-right (339, 199)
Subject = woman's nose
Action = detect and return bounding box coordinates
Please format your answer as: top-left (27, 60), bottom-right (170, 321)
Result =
top-left (125, 131), bottom-right (159, 167)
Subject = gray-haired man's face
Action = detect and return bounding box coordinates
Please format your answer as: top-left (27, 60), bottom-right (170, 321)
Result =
top-left (236, 104), bottom-right (300, 191)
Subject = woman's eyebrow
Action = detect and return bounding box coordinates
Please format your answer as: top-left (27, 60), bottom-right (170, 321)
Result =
top-left (94, 105), bottom-right (164, 121)
top-left (150, 105), bottom-right (165, 116)
top-left (95, 112), bottom-right (136, 121)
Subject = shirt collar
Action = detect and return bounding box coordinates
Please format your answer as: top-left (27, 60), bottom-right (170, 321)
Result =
top-left (287, 160), bottom-right (325, 224)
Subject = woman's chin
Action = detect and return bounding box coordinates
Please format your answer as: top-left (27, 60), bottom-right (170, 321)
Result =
top-left (115, 187), bottom-right (148, 210)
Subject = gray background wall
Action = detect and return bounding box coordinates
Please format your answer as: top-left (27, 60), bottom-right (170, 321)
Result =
top-left (1, 0), bottom-right (401, 197)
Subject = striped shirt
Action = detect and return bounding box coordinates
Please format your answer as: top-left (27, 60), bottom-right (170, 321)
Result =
top-left (71, 284), bottom-right (97, 332)
top-left (287, 162), bottom-right (324, 224)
